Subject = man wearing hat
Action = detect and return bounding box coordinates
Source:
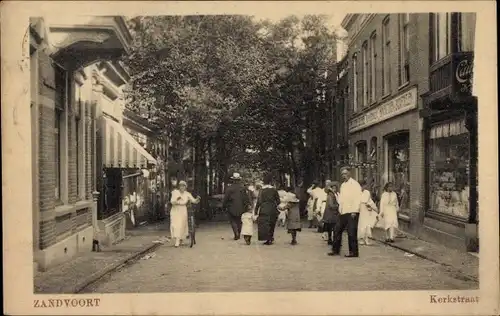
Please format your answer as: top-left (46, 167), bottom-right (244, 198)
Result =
top-left (222, 172), bottom-right (251, 240)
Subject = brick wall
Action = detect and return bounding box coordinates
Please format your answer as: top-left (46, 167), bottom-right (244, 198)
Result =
top-left (37, 51), bottom-right (57, 249)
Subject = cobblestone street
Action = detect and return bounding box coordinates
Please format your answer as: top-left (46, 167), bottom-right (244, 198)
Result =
top-left (83, 222), bottom-right (478, 293)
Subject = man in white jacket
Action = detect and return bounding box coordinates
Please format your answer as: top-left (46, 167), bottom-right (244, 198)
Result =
top-left (329, 167), bottom-right (362, 258)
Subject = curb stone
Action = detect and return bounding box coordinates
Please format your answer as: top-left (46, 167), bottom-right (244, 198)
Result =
top-left (371, 236), bottom-right (479, 283)
top-left (73, 242), bottom-right (161, 293)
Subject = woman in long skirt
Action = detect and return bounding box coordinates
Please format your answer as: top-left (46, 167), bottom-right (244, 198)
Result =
top-left (358, 180), bottom-right (378, 245)
top-left (379, 182), bottom-right (399, 243)
top-left (170, 181), bottom-right (200, 247)
top-left (255, 173), bottom-right (281, 245)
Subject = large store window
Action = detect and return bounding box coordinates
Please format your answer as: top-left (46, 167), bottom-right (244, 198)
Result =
top-left (428, 119), bottom-right (470, 219)
top-left (386, 133), bottom-right (410, 214)
top-left (355, 141), bottom-right (368, 181)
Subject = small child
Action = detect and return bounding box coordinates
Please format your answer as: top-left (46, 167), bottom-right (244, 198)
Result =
top-left (277, 198), bottom-right (289, 227)
top-left (241, 209), bottom-right (256, 245)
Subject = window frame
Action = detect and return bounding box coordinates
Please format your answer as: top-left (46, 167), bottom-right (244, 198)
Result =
top-left (370, 31), bottom-right (377, 103)
top-left (352, 54), bottom-right (358, 113)
top-left (382, 16), bottom-right (391, 96)
top-left (399, 13), bottom-right (411, 86)
top-left (362, 41), bottom-right (369, 107)
top-left (431, 12), bottom-right (452, 63)
top-left (54, 64), bottom-right (69, 204)
top-left (74, 80), bottom-right (85, 200)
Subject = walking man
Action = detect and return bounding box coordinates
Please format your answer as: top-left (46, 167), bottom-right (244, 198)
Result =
top-left (329, 167), bottom-right (362, 258)
top-left (222, 172), bottom-right (251, 240)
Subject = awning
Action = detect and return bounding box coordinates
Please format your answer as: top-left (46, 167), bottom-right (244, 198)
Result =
top-left (101, 116), bottom-right (157, 168)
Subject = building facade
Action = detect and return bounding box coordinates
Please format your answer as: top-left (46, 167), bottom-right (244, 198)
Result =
top-left (420, 13), bottom-right (478, 252)
top-left (342, 13), bottom-right (477, 252)
top-left (30, 16), bottom-right (159, 272)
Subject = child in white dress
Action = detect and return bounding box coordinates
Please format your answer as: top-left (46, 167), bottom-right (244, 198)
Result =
top-left (241, 208), bottom-right (257, 245)
top-left (357, 180), bottom-right (378, 245)
top-left (379, 182), bottom-right (400, 242)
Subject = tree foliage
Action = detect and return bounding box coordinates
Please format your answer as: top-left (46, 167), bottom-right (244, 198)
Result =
top-left (124, 14), bottom-right (338, 184)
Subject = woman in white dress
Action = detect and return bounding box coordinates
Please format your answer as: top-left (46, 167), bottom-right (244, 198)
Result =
top-left (170, 181), bottom-right (200, 247)
top-left (357, 180), bottom-right (378, 245)
top-left (379, 182), bottom-right (400, 243)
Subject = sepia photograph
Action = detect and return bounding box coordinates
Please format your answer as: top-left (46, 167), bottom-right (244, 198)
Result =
top-left (2, 1), bottom-right (498, 315)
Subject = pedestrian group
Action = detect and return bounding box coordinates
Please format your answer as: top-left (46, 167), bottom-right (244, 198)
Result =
top-left (168, 166), bottom-right (400, 257)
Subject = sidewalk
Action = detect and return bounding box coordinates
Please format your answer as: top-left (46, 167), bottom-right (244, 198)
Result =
top-left (371, 227), bottom-right (479, 282)
top-left (34, 232), bottom-right (166, 294)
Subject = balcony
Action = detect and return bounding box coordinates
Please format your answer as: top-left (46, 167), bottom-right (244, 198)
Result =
top-left (423, 51), bottom-right (475, 113)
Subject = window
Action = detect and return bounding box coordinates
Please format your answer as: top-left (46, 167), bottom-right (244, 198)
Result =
top-left (352, 55), bottom-right (358, 112)
top-left (54, 65), bottom-right (67, 201)
top-left (55, 109), bottom-right (62, 199)
top-left (382, 16), bottom-right (391, 95)
top-left (399, 13), bottom-right (410, 85)
top-left (457, 13), bottom-right (476, 52)
top-left (355, 141), bottom-right (368, 181)
top-left (75, 82), bottom-right (83, 198)
top-left (428, 119), bottom-right (470, 218)
top-left (370, 32), bottom-right (377, 102)
top-left (386, 133), bottom-right (410, 215)
top-left (362, 41), bottom-right (368, 107)
top-left (432, 13), bottom-right (451, 62)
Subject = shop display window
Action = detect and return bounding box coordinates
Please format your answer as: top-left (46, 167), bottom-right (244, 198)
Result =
top-left (429, 119), bottom-right (470, 219)
top-left (355, 141), bottom-right (368, 181)
top-left (387, 133), bottom-right (410, 215)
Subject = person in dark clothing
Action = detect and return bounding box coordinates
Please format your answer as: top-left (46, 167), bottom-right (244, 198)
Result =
top-left (255, 173), bottom-right (281, 245)
top-left (222, 172), bottom-right (251, 240)
top-left (322, 181), bottom-right (340, 245)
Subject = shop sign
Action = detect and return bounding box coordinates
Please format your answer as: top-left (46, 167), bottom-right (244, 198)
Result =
top-left (453, 53), bottom-right (474, 96)
top-left (349, 87), bottom-right (417, 133)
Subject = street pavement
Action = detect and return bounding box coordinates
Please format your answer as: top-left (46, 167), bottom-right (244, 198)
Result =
top-left (83, 221), bottom-right (478, 293)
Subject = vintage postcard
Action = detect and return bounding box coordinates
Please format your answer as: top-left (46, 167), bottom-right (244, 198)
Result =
top-left (2, 1), bottom-right (498, 315)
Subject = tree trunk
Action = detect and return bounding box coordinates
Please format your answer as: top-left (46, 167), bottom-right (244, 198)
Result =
top-left (207, 138), bottom-right (213, 196)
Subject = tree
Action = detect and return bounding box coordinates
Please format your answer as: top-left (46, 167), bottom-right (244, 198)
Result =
top-left (124, 14), bottom-right (337, 193)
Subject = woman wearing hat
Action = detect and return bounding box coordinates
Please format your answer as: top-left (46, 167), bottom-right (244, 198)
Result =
top-left (283, 190), bottom-right (302, 245)
top-left (170, 180), bottom-right (200, 247)
top-left (255, 173), bottom-right (281, 245)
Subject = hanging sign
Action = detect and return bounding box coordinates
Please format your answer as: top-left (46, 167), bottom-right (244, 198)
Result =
top-left (349, 87), bottom-right (418, 133)
top-left (453, 52), bottom-right (474, 96)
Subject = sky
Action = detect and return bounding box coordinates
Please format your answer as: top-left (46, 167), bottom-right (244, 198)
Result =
top-left (251, 13), bottom-right (348, 61)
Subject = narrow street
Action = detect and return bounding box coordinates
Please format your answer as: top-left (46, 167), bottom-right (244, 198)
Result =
top-left (83, 222), bottom-right (477, 293)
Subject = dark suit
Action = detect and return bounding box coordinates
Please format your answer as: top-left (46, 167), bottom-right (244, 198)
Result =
top-left (222, 182), bottom-right (251, 239)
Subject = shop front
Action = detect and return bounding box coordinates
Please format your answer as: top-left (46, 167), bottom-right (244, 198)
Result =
top-left (421, 51), bottom-right (478, 252)
top-left (348, 87), bottom-right (423, 226)
top-left (96, 115), bottom-right (157, 246)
